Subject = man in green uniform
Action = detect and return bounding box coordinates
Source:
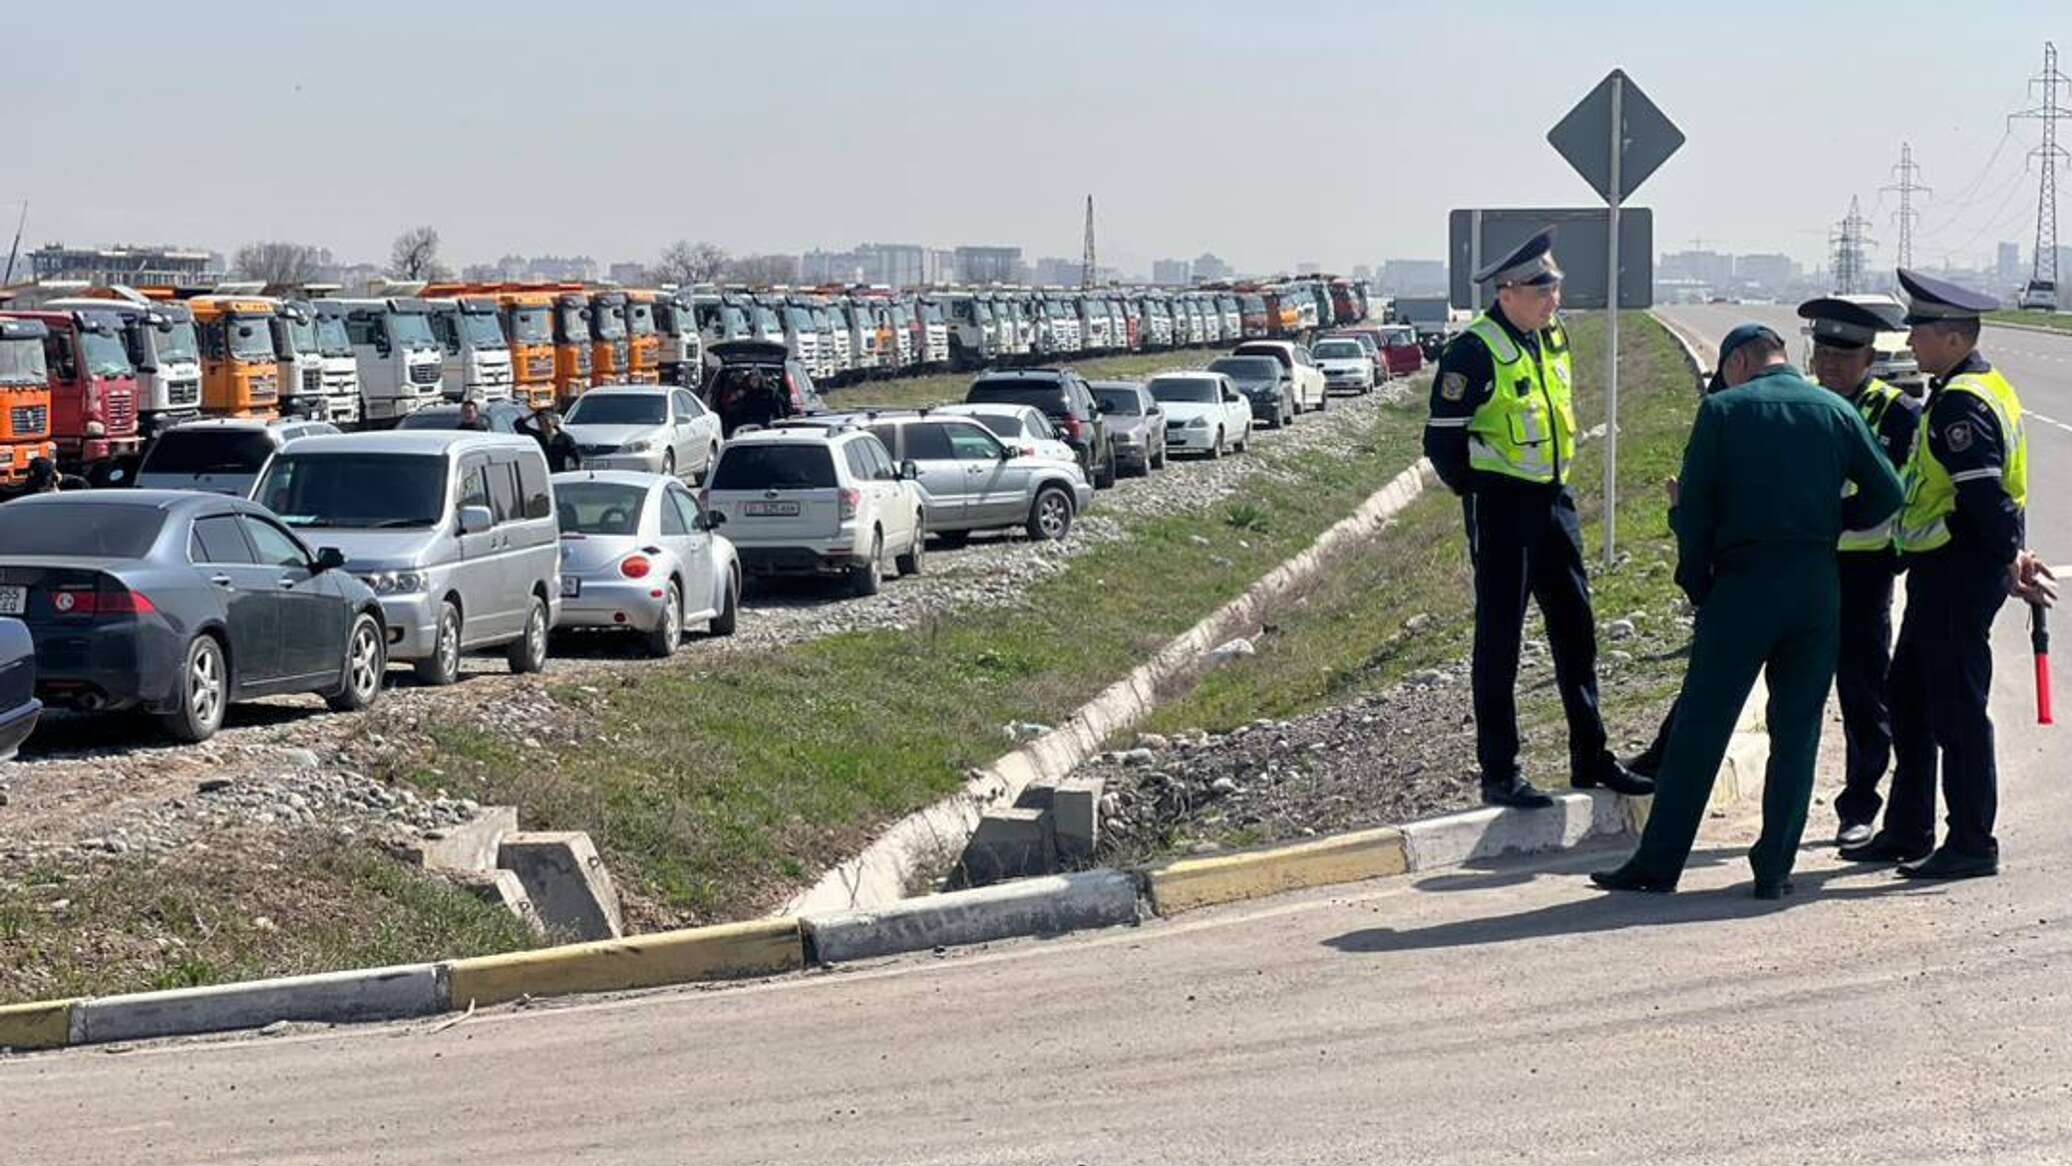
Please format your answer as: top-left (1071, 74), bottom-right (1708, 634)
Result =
top-left (1593, 323), bottom-right (1903, 898)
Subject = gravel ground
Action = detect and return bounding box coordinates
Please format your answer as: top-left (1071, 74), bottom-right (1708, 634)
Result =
top-left (0, 381), bottom-right (1413, 885)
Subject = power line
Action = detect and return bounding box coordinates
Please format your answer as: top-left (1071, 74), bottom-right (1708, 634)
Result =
top-left (1881, 143), bottom-right (1930, 269)
top-left (2009, 40), bottom-right (2071, 293)
top-left (1830, 196), bottom-right (1875, 294)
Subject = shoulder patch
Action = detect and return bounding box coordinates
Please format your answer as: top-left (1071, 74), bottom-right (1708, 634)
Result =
top-left (1945, 421), bottom-right (1973, 452)
top-left (1439, 371), bottom-right (1467, 401)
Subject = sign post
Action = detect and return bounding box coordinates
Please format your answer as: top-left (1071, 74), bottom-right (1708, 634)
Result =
top-left (1547, 69), bottom-right (1683, 567)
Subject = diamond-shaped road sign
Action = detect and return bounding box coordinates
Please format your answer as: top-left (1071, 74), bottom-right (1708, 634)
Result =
top-left (1547, 69), bottom-right (1684, 205)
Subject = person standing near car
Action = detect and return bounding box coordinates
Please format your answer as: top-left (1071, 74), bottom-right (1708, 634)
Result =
top-left (1422, 228), bottom-right (1653, 808)
top-left (526, 408), bottom-right (583, 473)
top-left (456, 397), bottom-right (488, 432)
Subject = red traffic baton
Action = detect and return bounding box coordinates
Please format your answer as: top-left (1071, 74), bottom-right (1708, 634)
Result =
top-left (2033, 602), bottom-right (2054, 726)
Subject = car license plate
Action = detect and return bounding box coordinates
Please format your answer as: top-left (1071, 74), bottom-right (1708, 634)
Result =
top-left (743, 501), bottom-right (799, 517)
top-left (0, 586), bottom-right (23, 615)
top-left (560, 576), bottom-right (580, 598)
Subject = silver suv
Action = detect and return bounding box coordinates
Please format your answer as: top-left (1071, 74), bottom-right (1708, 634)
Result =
top-left (703, 425), bottom-right (927, 597)
top-left (863, 412), bottom-right (1094, 544)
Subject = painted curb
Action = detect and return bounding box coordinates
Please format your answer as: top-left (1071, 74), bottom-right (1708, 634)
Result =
top-left (71, 964), bottom-right (446, 1047)
top-left (803, 870), bottom-right (1141, 964)
top-left (1141, 826), bottom-right (1408, 916)
top-left (443, 917), bottom-right (804, 1009)
top-left (0, 999), bottom-right (77, 1052)
top-left (1399, 792), bottom-right (1610, 871)
top-left (784, 431), bottom-right (1438, 918)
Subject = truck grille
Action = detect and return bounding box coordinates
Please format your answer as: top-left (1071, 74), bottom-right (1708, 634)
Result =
top-left (106, 394), bottom-right (137, 432)
top-left (303, 368), bottom-right (323, 393)
top-left (10, 405), bottom-right (48, 437)
top-left (168, 379), bottom-right (201, 406)
top-left (409, 363), bottom-right (442, 386)
top-left (250, 375), bottom-right (279, 404)
top-left (528, 355), bottom-right (552, 379)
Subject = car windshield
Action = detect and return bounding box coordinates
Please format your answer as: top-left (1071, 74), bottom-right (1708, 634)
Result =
top-left (0, 337), bottom-right (49, 386)
top-left (509, 307), bottom-right (551, 345)
top-left (892, 305), bottom-right (914, 327)
top-left (462, 312), bottom-right (507, 349)
top-left (554, 481), bottom-right (649, 535)
top-left (81, 328), bottom-right (133, 376)
top-left (389, 311), bottom-right (436, 348)
top-left (139, 430), bottom-right (275, 475)
top-left (157, 320), bottom-right (200, 364)
top-left (1150, 378), bottom-right (1220, 404)
top-left (1314, 341), bottom-right (1365, 359)
top-left (627, 303), bottom-right (655, 336)
top-left (256, 452), bottom-right (449, 529)
top-left (967, 382), bottom-right (1064, 411)
top-left (1093, 389), bottom-right (1140, 415)
top-left (566, 394), bottom-right (666, 426)
top-left (1381, 327), bottom-right (1416, 344)
top-left (1208, 357), bottom-right (1281, 381)
top-left (710, 444), bottom-right (836, 490)
top-left (0, 502), bottom-right (163, 557)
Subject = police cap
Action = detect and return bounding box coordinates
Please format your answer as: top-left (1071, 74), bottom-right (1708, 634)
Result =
top-left (1473, 228), bottom-right (1563, 288)
top-left (1795, 296), bottom-right (1889, 350)
top-left (1896, 267), bottom-right (1999, 325)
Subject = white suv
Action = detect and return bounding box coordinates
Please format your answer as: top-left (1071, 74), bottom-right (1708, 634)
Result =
top-left (702, 425), bottom-right (927, 597)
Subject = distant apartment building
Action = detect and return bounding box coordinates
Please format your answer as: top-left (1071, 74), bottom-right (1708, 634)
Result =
top-left (1295, 261), bottom-right (1321, 276)
top-left (27, 242), bottom-right (223, 287)
top-left (1033, 257), bottom-right (1081, 286)
top-left (1733, 253), bottom-right (1795, 295)
top-left (1659, 250), bottom-right (1735, 290)
top-left (1380, 259), bottom-right (1447, 297)
top-left (954, 246), bottom-right (1023, 285)
top-left (857, 243), bottom-right (929, 288)
top-left (1352, 264), bottom-right (1373, 282)
top-left (1997, 242), bottom-right (2022, 285)
top-left (607, 262), bottom-right (647, 286)
top-left (1152, 258), bottom-right (1191, 285)
top-left (1192, 253), bottom-right (1232, 281)
top-left (801, 249), bottom-right (870, 285)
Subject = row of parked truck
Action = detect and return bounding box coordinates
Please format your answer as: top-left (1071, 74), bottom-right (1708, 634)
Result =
top-left (0, 274), bottom-right (1372, 487)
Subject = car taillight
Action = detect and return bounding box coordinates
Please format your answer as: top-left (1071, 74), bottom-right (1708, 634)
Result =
top-left (53, 585), bottom-right (156, 616)
top-left (838, 487), bottom-right (860, 521)
top-left (620, 555), bottom-right (651, 579)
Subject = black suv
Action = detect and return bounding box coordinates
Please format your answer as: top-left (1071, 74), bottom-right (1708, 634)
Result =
top-left (963, 368), bottom-right (1116, 488)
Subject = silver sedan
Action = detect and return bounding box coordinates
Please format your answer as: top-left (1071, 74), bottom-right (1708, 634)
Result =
top-left (562, 385), bottom-right (725, 482)
top-left (550, 470), bottom-right (741, 656)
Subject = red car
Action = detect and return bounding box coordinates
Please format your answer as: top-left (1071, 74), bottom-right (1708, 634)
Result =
top-left (1376, 324), bottom-right (1424, 377)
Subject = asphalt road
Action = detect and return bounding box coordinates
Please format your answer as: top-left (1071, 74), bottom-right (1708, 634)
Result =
top-left (6, 311), bottom-right (2071, 1164)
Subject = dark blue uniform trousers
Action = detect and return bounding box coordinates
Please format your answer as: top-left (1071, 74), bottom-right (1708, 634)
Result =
top-left (1465, 483), bottom-right (1612, 783)
top-left (1832, 550), bottom-right (1900, 826)
top-left (1880, 550), bottom-right (2008, 860)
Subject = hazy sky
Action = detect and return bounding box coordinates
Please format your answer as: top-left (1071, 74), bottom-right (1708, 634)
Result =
top-left (10, 1), bottom-right (2068, 275)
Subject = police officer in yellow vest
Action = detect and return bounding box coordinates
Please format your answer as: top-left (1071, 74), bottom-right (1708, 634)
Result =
top-left (1424, 228), bottom-right (1653, 808)
top-left (1841, 269), bottom-right (2046, 879)
top-left (1798, 297), bottom-right (1923, 849)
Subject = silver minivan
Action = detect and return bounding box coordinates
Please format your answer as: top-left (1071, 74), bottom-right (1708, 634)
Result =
top-left (251, 431), bottom-right (561, 685)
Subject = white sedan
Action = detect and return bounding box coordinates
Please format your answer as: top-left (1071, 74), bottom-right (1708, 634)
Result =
top-left (1311, 337), bottom-right (1377, 395)
top-left (562, 384), bottom-right (725, 482)
top-left (932, 403), bottom-right (1077, 463)
top-left (1147, 372), bottom-right (1253, 458)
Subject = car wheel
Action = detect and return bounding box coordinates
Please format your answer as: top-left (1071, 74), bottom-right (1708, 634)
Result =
top-left (896, 521), bottom-right (925, 575)
top-left (701, 442), bottom-right (720, 483)
top-left (1094, 443), bottom-right (1117, 489)
top-left (507, 593), bottom-right (549, 674)
top-left (1027, 485), bottom-right (1074, 541)
top-left (160, 634), bottom-right (228, 743)
top-left (1236, 425), bottom-right (1251, 452)
top-left (709, 567), bottom-right (739, 637)
top-left (850, 532), bottom-right (883, 597)
top-left (644, 581), bottom-right (682, 658)
top-left (325, 613), bottom-right (386, 712)
top-left (415, 601), bottom-right (463, 686)
top-left (1208, 428), bottom-right (1224, 459)
top-left (1317, 388), bottom-right (1330, 413)
top-left (1152, 441), bottom-right (1167, 470)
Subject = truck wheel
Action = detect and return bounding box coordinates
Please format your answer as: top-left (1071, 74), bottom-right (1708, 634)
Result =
top-left (415, 602), bottom-right (463, 686)
top-left (159, 634), bottom-right (228, 743)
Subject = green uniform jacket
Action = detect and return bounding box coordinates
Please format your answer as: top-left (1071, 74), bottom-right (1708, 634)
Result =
top-left (1673, 364), bottom-right (1904, 603)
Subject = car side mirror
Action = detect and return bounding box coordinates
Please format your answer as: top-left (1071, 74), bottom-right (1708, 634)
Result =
top-left (998, 446), bottom-right (1015, 461)
top-left (900, 459), bottom-right (920, 480)
top-left (458, 505), bottom-right (494, 535)
top-left (314, 546), bottom-right (347, 572)
top-left (702, 510), bottom-right (726, 529)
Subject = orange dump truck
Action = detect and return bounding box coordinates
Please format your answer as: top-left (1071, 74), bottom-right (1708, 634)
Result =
top-left (623, 289), bottom-right (662, 384)
top-left (186, 296), bottom-right (282, 418)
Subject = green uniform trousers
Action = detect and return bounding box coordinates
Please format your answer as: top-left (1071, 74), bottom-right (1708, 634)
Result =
top-left (1628, 549), bottom-right (1839, 885)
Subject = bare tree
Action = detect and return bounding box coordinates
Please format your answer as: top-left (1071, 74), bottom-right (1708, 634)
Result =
top-left (723, 253), bottom-right (800, 287)
top-left (388, 226), bottom-right (450, 281)
top-left (650, 239), bottom-right (729, 286)
top-left (232, 241), bottom-right (325, 287)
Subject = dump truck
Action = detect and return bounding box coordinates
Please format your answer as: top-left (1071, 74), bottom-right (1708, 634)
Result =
top-left (589, 290), bottom-right (631, 385)
top-left (0, 306), bottom-right (142, 478)
top-left (423, 295), bottom-right (516, 401)
top-left (0, 316), bottom-right (57, 484)
top-left (623, 289), bottom-right (663, 384)
top-left (266, 299), bottom-right (327, 421)
top-left (652, 290), bottom-right (704, 389)
top-left (492, 288), bottom-right (557, 407)
top-left (552, 288), bottom-right (595, 403)
top-left (47, 289), bottom-right (202, 439)
top-left (185, 296), bottom-right (282, 420)
top-left (333, 296), bottom-right (444, 423)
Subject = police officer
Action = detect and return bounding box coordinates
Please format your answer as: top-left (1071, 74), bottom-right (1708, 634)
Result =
top-left (1797, 297), bottom-right (1923, 848)
top-left (1423, 229), bottom-right (1653, 808)
top-left (1593, 324), bottom-right (1902, 897)
top-left (1841, 269), bottom-right (2051, 879)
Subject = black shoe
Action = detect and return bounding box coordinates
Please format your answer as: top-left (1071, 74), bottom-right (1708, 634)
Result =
top-left (1834, 821), bottom-right (1875, 849)
top-left (1626, 749), bottom-right (1663, 780)
top-left (1896, 848), bottom-right (1999, 881)
top-left (1753, 879), bottom-right (1794, 901)
top-left (1574, 760), bottom-right (1655, 797)
top-left (1590, 865), bottom-right (1677, 893)
top-left (1480, 777), bottom-right (1556, 810)
top-left (1837, 832), bottom-right (1933, 865)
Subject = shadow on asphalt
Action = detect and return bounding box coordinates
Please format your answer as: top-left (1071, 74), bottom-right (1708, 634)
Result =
top-left (1330, 852), bottom-right (1933, 955)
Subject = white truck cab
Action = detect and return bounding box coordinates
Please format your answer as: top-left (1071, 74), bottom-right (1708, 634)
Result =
top-left (308, 301), bottom-right (364, 425)
top-left (268, 300), bottom-right (330, 421)
top-left (336, 297), bottom-right (445, 422)
top-left (424, 297), bottom-right (515, 402)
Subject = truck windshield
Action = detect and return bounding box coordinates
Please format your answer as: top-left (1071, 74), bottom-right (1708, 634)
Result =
top-left (594, 305), bottom-right (627, 340)
top-left (314, 314), bottom-right (353, 357)
top-left (153, 320), bottom-right (200, 365)
top-left (0, 337), bottom-right (48, 385)
top-left (82, 329), bottom-right (134, 376)
top-left (755, 306), bottom-right (781, 335)
top-left (1241, 295), bottom-right (1266, 313)
top-left (461, 312), bottom-right (507, 349)
top-left (558, 305), bottom-right (588, 340)
top-left (627, 303), bottom-right (655, 337)
top-left (283, 315), bottom-right (316, 356)
top-left (389, 311), bottom-right (436, 348)
top-left (786, 307), bottom-right (815, 333)
top-left (919, 303), bottom-right (943, 325)
top-left (256, 452), bottom-right (448, 529)
top-left (509, 307), bottom-right (551, 345)
top-left (723, 306), bottom-right (749, 336)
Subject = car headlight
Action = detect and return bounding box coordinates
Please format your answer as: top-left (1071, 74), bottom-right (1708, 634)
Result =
top-left (621, 439), bottom-right (653, 453)
top-left (359, 571), bottom-right (429, 595)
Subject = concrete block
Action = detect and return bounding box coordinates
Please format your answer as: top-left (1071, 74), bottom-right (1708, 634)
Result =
top-left (1013, 782), bottom-right (1058, 813)
top-left (498, 832), bottom-right (623, 941)
top-left (395, 805), bottom-right (518, 872)
top-left (451, 868), bottom-right (543, 934)
top-left (0, 998), bottom-right (77, 1051)
top-left (804, 870), bottom-right (1140, 964)
top-left (1051, 777), bottom-right (1103, 861)
top-left (444, 918), bottom-right (803, 1009)
top-left (956, 808), bottom-right (1056, 887)
top-left (1401, 793), bottom-right (1597, 871)
top-left (73, 964), bottom-right (445, 1045)
top-left (1142, 826), bottom-right (1407, 916)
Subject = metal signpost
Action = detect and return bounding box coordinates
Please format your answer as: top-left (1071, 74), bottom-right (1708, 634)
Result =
top-left (1547, 70), bottom-right (1683, 566)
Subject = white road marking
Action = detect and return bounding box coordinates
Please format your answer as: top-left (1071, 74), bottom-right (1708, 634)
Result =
top-left (2028, 410), bottom-right (2072, 436)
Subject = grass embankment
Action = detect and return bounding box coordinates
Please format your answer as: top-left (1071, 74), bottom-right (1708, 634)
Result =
top-left (1987, 309), bottom-right (2072, 333)
top-left (1147, 313), bottom-right (1700, 771)
top-left (823, 348), bottom-right (1228, 410)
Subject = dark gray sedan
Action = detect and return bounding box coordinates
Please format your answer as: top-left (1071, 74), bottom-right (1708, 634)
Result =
top-left (0, 491), bottom-right (386, 743)
top-left (1088, 381), bottom-right (1168, 476)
